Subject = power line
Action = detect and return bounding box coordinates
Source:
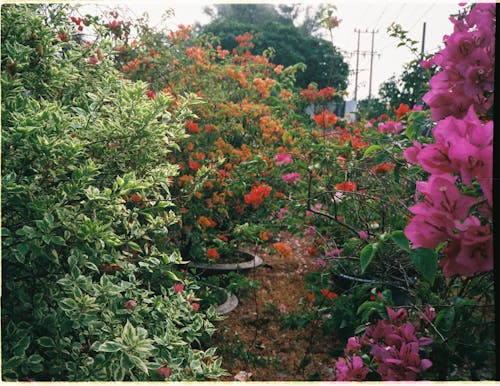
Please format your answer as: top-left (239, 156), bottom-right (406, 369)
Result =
top-left (407, 1), bottom-right (437, 31)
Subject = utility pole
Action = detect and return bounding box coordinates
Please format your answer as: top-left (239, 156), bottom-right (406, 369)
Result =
top-left (367, 29), bottom-right (378, 100)
top-left (353, 29), bottom-right (378, 101)
top-left (421, 22), bottom-right (427, 57)
top-left (354, 29), bottom-right (361, 101)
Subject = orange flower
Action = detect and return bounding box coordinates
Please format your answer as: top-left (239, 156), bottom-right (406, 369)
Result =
top-left (306, 292), bottom-right (315, 302)
top-left (274, 192), bottom-right (285, 199)
top-left (335, 181), bottom-right (358, 192)
top-left (312, 109), bottom-right (337, 128)
top-left (216, 234), bottom-right (229, 242)
top-left (371, 162), bottom-right (395, 175)
top-left (307, 247), bottom-right (319, 256)
top-left (395, 103), bottom-right (411, 121)
top-left (259, 231), bottom-right (271, 242)
top-left (321, 288), bottom-right (338, 299)
top-left (244, 184), bottom-right (272, 208)
top-left (273, 242), bottom-right (292, 258)
top-left (197, 216), bottom-right (217, 229)
top-left (206, 248), bottom-right (220, 259)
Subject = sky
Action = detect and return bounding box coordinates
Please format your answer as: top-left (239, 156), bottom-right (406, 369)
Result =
top-left (80, 1), bottom-right (463, 101)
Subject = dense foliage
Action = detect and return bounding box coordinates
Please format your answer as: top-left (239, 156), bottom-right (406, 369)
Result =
top-left (2, 4), bottom-right (225, 381)
top-left (1, 2), bottom-right (495, 381)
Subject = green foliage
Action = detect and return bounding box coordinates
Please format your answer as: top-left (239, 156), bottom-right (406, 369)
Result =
top-left (2, 4), bottom-right (225, 381)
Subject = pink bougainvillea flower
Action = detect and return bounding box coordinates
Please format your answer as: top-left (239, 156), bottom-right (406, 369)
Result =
top-left (313, 259), bottom-right (326, 266)
top-left (403, 141), bottom-right (423, 164)
top-left (358, 231), bottom-right (369, 240)
top-left (419, 305), bottom-right (436, 323)
top-left (326, 248), bottom-right (343, 257)
top-left (124, 300), bottom-right (137, 310)
top-left (440, 216), bottom-right (493, 277)
top-left (378, 121), bottom-right (404, 134)
top-left (281, 172), bottom-right (301, 185)
top-left (157, 366), bottom-right (172, 379)
top-left (278, 303), bottom-right (287, 313)
top-left (275, 153), bottom-right (293, 166)
top-left (335, 355), bottom-right (369, 381)
top-left (173, 283), bottom-right (184, 294)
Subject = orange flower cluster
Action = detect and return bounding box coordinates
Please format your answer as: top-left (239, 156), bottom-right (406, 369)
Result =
top-left (253, 77), bottom-right (276, 98)
top-left (371, 162), bottom-right (395, 175)
top-left (244, 184), bottom-right (272, 208)
top-left (273, 242), bottom-right (292, 257)
top-left (167, 24), bottom-right (191, 42)
top-left (299, 85), bottom-right (337, 103)
top-left (335, 181), bottom-right (358, 192)
top-left (197, 216), bottom-right (217, 229)
top-left (235, 32), bottom-right (254, 50)
top-left (206, 248), bottom-right (219, 259)
top-left (312, 109), bottom-right (338, 128)
top-left (320, 288), bottom-right (338, 299)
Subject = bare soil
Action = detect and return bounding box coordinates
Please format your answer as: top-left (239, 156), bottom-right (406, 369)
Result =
top-left (210, 232), bottom-right (342, 381)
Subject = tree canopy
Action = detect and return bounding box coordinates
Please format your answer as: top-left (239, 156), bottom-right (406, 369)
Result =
top-left (198, 4), bottom-right (349, 91)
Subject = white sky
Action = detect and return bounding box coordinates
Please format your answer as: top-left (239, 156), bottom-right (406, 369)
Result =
top-left (80, 1), bottom-right (463, 100)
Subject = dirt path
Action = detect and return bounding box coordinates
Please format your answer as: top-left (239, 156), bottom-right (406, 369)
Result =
top-left (211, 233), bottom-right (341, 381)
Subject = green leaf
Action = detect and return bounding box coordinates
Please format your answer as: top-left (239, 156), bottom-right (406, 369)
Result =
top-left (391, 230), bottom-right (411, 252)
top-left (98, 341), bottom-right (125, 353)
top-left (59, 298), bottom-right (78, 312)
top-left (14, 244), bottom-right (29, 263)
top-left (28, 354), bottom-right (43, 364)
top-left (13, 335), bottom-right (30, 356)
top-left (363, 144), bottom-right (382, 158)
top-left (410, 248), bottom-right (437, 285)
top-left (360, 244), bottom-right (376, 274)
top-left (37, 336), bottom-right (55, 348)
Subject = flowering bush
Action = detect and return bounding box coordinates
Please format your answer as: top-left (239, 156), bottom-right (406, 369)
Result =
top-left (335, 307), bottom-right (433, 381)
top-left (404, 3), bottom-right (493, 279)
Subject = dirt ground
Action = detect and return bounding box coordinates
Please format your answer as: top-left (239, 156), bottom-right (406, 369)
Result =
top-left (210, 232), bottom-right (342, 381)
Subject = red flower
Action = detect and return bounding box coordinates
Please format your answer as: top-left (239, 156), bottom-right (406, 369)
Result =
top-left (312, 109), bottom-right (337, 128)
top-left (307, 247), bottom-right (319, 256)
top-left (146, 90), bottom-right (156, 100)
top-left (371, 162), bottom-right (395, 175)
top-left (395, 103), bottom-right (411, 121)
top-left (244, 184), bottom-right (272, 208)
top-left (130, 193), bottom-right (142, 204)
top-left (335, 181), bottom-right (358, 192)
top-left (206, 248), bottom-right (220, 259)
top-left (191, 302), bottom-right (200, 312)
top-left (189, 159), bottom-right (201, 172)
top-left (157, 366), bottom-right (172, 379)
top-left (124, 300), bottom-right (137, 310)
top-left (173, 283), bottom-right (184, 294)
top-left (321, 288), bottom-right (338, 299)
top-left (185, 120), bottom-right (201, 134)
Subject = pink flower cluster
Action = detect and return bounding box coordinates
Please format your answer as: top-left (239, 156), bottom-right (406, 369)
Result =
top-left (404, 4), bottom-right (494, 278)
top-left (275, 152), bottom-right (293, 166)
top-left (281, 172), bottom-right (301, 185)
top-left (422, 3), bottom-right (495, 120)
top-left (378, 120), bottom-right (404, 134)
top-left (335, 307), bottom-right (433, 381)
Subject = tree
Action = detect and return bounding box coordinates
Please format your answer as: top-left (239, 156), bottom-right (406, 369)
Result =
top-left (198, 4), bottom-right (348, 91)
top-left (378, 59), bottom-right (436, 108)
